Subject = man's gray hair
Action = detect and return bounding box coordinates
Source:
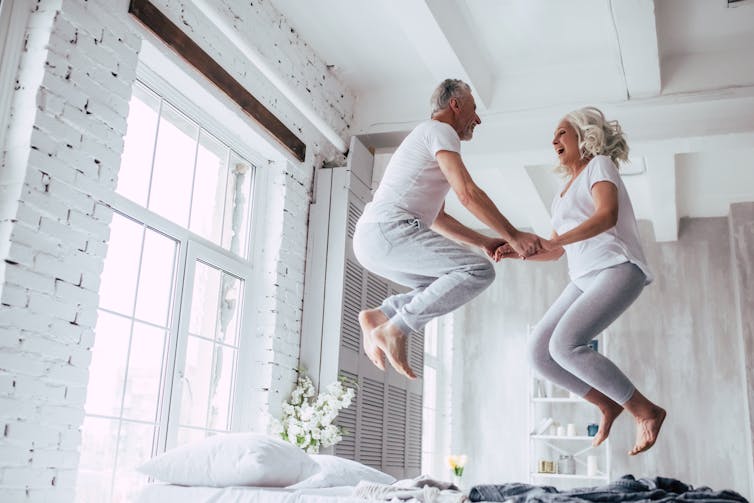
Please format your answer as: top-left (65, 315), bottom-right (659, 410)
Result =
top-left (430, 79), bottom-right (471, 116)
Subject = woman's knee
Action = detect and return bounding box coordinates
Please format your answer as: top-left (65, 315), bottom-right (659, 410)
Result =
top-left (528, 330), bottom-right (553, 373)
top-left (548, 335), bottom-right (580, 367)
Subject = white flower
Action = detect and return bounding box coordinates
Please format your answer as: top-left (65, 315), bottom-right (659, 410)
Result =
top-left (274, 371), bottom-right (355, 454)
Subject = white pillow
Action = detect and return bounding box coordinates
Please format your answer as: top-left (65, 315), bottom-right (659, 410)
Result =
top-left (137, 433), bottom-right (318, 487)
top-left (288, 454), bottom-right (396, 489)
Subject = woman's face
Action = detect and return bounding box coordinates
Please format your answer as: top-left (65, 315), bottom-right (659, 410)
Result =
top-left (552, 119), bottom-right (582, 170)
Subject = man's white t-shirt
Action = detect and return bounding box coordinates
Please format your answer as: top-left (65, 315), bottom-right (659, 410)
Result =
top-left (551, 155), bottom-right (653, 284)
top-left (360, 120), bottom-right (460, 226)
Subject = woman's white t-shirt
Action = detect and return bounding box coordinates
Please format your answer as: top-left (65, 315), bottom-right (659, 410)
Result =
top-left (551, 155), bottom-right (653, 285)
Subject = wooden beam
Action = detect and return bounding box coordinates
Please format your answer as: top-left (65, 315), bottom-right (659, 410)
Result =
top-left (128, 0), bottom-right (306, 162)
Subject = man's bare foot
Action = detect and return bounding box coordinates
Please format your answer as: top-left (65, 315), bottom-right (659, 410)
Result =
top-left (359, 309), bottom-right (388, 370)
top-left (371, 322), bottom-right (416, 379)
top-left (629, 406), bottom-right (666, 455)
top-left (593, 401), bottom-right (623, 447)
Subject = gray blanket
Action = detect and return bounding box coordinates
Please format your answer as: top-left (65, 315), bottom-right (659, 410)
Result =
top-left (468, 474), bottom-right (748, 503)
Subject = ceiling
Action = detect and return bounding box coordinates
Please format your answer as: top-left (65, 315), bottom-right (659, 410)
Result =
top-left (267, 0), bottom-right (754, 240)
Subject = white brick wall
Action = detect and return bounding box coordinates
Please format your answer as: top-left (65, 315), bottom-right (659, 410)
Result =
top-left (0, 0), bottom-right (353, 500)
top-left (1, 1), bottom-right (141, 500)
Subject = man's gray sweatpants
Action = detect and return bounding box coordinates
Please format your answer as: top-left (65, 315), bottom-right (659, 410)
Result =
top-left (353, 218), bottom-right (495, 335)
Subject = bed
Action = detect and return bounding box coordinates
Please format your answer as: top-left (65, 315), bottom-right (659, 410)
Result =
top-left (136, 485), bottom-right (359, 503)
top-left (134, 433), bottom-right (748, 503)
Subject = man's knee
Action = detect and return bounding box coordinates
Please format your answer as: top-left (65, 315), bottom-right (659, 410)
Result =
top-left (470, 259), bottom-right (495, 288)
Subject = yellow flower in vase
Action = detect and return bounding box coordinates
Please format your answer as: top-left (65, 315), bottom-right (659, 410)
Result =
top-left (447, 454), bottom-right (467, 487)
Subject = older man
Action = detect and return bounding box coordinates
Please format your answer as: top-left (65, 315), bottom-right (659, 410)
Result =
top-left (353, 79), bottom-right (541, 379)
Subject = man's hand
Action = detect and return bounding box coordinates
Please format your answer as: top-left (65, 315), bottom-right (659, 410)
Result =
top-left (507, 231), bottom-right (542, 257)
top-left (481, 237), bottom-right (508, 262)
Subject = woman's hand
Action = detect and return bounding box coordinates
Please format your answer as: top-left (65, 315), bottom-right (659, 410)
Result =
top-left (481, 237), bottom-right (508, 262)
top-left (493, 243), bottom-right (520, 261)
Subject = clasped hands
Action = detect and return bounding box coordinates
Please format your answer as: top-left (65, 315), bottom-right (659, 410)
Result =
top-left (481, 232), bottom-right (557, 263)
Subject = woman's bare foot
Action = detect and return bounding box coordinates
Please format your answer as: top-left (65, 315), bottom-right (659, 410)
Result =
top-left (358, 309), bottom-right (387, 370)
top-left (372, 322), bottom-right (416, 379)
top-left (629, 406), bottom-right (666, 455)
top-left (593, 401), bottom-right (623, 447)
top-left (583, 388), bottom-right (623, 447)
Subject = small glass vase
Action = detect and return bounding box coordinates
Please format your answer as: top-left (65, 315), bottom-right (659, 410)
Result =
top-left (452, 474), bottom-right (463, 491)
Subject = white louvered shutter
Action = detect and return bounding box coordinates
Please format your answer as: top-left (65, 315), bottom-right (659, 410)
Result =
top-left (303, 137), bottom-right (423, 479)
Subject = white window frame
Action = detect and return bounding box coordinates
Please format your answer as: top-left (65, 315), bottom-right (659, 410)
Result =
top-left (128, 45), bottom-right (278, 442)
top-left (77, 58), bottom-right (279, 501)
top-left (99, 136), bottom-right (267, 452)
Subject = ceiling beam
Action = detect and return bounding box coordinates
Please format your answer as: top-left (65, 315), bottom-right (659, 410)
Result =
top-left (520, 165), bottom-right (556, 237)
top-left (645, 154), bottom-right (678, 242)
top-left (389, 0), bottom-right (494, 108)
top-left (609, 0), bottom-right (661, 99)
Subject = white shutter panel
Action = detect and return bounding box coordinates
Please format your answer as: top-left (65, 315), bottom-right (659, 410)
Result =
top-left (335, 370), bottom-right (358, 459)
top-left (341, 258), bottom-right (365, 354)
top-left (406, 392), bottom-right (423, 470)
top-left (358, 376), bottom-right (385, 469)
top-left (386, 386), bottom-right (407, 468)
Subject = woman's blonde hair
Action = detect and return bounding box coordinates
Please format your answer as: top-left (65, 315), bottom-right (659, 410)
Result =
top-left (557, 107), bottom-right (629, 174)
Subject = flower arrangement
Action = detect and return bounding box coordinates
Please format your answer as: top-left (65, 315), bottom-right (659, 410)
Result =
top-left (447, 453), bottom-right (468, 478)
top-left (272, 371), bottom-right (355, 453)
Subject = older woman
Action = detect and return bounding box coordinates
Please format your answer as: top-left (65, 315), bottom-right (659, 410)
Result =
top-left (497, 107), bottom-right (665, 455)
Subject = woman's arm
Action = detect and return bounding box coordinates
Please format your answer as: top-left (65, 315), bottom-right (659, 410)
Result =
top-left (544, 181), bottom-right (619, 250)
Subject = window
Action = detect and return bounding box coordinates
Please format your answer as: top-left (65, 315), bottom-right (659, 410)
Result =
top-left (421, 315), bottom-right (454, 479)
top-left (76, 80), bottom-right (262, 503)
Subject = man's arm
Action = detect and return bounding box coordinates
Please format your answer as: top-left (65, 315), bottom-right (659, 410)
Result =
top-left (431, 204), bottom-right (506, 260)
top-left (436, 150), bottom-right (541, 256)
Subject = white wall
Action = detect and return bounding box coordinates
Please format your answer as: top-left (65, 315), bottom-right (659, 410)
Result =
top-left (0, 0), bottom-right (353, 501)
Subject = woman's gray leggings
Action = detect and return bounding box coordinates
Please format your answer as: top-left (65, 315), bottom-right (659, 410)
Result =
top-left (529, 262), bottom-right (646, 405)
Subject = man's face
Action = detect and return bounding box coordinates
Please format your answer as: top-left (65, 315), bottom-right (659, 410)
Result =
top-left (454, 92), bottom-right (481, 141)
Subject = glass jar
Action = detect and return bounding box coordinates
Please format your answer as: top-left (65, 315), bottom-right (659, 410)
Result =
top-left (557, 454), bottom-right (575, 475)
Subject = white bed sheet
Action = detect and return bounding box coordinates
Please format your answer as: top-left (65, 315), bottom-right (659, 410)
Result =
top-left (135, 484), bottom-right (362, 503)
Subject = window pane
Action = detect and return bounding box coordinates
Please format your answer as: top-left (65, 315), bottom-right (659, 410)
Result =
top-left (222, 153), bottom-right (253, 257)
top-left (122, 322), bottom-right (168, 422)
top-left (134, 229), bottom-right (177, 326)
top-left (189, 132), bottom-right (229, 244)
top-left (111, 421), bottom-right (154, 502)
top-left (99, 214), bottom-right (142, 316)
top-left (86, 311), bottom-right (131, 416)
top-left (149, 102), bottom-right (197, 227)
top-left (218, 273), bottom-right (241, 346)
top-left (207, 344), bottom-right (236, 430)
top-left (176, 426), bottom-right (211, 447)
top-left (189, 262), bottom-right (220, 337)
top-left (179, 335), bottom-right (213, 428)
top-left (76, 416), bottom-right (118, 502)
top-left (118, 83), bottom-right (160, 206)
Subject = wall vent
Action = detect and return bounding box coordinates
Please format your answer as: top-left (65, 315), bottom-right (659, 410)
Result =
top-left (727, 0), bottom-right (754, 7)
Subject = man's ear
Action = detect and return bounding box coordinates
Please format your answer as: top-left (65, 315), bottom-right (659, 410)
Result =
top-left (449, 97), bottom-right (460, 111)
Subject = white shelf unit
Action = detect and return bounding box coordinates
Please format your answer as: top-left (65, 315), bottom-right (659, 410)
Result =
top-left (527, 327), bottom-right (610, 490)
